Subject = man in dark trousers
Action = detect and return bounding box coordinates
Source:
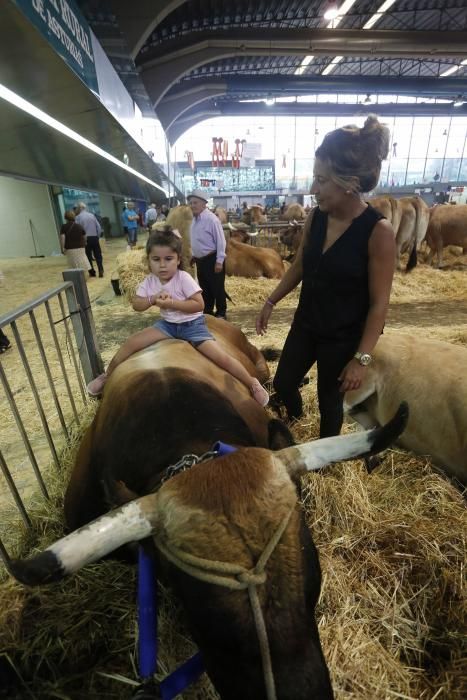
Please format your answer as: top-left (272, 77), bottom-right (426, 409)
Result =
top-left (188, 190), bottom-right (228, 319)
top-left (75, 202), bottom-right (104, 277)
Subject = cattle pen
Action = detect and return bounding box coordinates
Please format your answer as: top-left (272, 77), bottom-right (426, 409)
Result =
top-left (0, 239), bottom-right (466, 700)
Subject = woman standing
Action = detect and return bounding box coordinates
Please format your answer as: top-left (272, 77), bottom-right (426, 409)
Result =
top-left (256, 115), bottom-right (395, 438)
top-left (60, 211), bottom-right (91, 273)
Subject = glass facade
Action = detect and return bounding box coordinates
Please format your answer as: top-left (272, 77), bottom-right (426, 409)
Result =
top-left (172, 108), bottom-right (467, 193)
top-left (178, 161), bottom-right (275, 193)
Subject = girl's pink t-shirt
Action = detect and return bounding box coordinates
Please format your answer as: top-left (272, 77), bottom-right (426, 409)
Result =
top-left (136, 270), bottom-right (203, 323)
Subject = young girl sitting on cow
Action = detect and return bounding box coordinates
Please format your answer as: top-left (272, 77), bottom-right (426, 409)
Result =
top-left (87, 227), bottom-right (269, 406)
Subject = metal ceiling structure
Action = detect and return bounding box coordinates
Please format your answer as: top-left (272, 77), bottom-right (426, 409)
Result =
top-left (78, 1), bottom-right (467, 143)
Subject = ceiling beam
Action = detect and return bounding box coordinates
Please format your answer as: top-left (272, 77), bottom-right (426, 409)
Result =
top-left (140, 28), bottom-right (467, 107)
top-left (107, 0), bottom-right (186, 60)
top-left (158, 73), bottom-right (467, 132)
top-left (156, 81), bottom-right (227, 131)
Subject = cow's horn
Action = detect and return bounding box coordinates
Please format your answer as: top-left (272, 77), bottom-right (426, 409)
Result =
top-left (277, 402), bottom-right (408, 479)
top-left (9, 494), bottom-right (159, 586)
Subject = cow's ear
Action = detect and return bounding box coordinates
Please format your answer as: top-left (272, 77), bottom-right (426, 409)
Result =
top-left (268, 418), bottom-right (295, 450)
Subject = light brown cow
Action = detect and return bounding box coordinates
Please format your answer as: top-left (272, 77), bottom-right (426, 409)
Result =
top-left (165, 205), bottom-right (193, 273)
top-left (279, 224), bottom-right (303, 259)
top-left (280, 203), bottom-right (306, 221)
top-left (368, 195), bottom-right (430, 271)
top-left (225, 238), bottom-right (287, 278)
top-left (344, 332), bottom-right (467, 486)
top-left (242, 205), bottom-right (267, 225)
top-left (214, 206), bottom-right (228, 224)
top-left (425, 203), bottom-right (467, 267)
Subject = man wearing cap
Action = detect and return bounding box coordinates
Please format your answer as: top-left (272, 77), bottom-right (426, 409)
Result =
top-left (188, 190), bottom-right (228, 319)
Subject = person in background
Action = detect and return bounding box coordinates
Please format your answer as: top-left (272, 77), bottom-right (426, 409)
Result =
top-left (122, 202), bottom-right (139, 248)
top-left (188, 190), bottom-right (228, 320)
top-left (161, 203), bottom-right (170, 218)
top-left (156, 204), bottom-right (166, 222)
top-left (121, 204), bottom-right (128, 241)
top-left (256, 115), bottom-right (395, 438)
top-left (0, 328), bottom-right (11, 353)
top-left (75, 202), bottom-right (104, 277)
top-left (60, 210), bottom-right (91, 274)
top-left (144, 203), bottom-right (158, 231)
top-left (0, 271), bottom-right (12, 353)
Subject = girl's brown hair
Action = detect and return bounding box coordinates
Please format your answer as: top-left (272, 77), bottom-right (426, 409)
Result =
top-left (146, 226), bottom-right (183, 267)
top-left (315, 114), bottom-right (390, 193)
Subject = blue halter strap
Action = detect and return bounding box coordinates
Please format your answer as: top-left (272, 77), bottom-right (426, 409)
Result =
top-left (135, 442), bottom-right (237, 698)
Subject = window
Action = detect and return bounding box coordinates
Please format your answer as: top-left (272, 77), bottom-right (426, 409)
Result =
top-left (442, 159), bottom-right (461, 182)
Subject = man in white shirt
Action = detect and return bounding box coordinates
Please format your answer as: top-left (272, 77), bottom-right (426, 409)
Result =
top-left (75, 202), bottom-right (104, 277)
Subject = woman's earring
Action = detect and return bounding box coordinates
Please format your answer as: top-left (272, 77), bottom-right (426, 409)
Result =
top-left (345, 189), bottom-right (351, 194)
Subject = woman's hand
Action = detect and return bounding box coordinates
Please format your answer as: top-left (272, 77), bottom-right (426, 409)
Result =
top-left (338, 359), bottom-right (367, 393)
top-left (256, 302), bottom-right (273, 335)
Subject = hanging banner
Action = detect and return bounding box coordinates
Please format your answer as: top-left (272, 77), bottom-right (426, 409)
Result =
top-left (13, 0), bottom-right (98, 93)
top-left (240, 142), bottom-right (262, 168)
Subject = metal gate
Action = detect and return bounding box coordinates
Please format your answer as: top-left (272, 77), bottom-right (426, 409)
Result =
top-left (0, 270), bottom-right (103, 568)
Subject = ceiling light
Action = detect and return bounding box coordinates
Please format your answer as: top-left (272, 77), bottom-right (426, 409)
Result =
top-left (294, 54), bottom-right (315, 75)
top-left (324, 3), bottom-right (339, 21)
top-left (441, 65), bottom-right (460, 78)
top-left (453, 96), bottom-right (465, 107)
top-left (0, 83), bottom-right (169, 195)
top-left (322, 56), bottom-right (343, 76)
top-left (265, 96), bottom-right (275, 106)
top-left (363, 0), bottom-right (397, 29)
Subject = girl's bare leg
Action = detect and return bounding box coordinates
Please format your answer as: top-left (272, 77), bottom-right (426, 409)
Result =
top-left (197, 340), bottom-right (269, 406)
top-left (87, 327), bottom-right (169, 396)
top-left (107, 327), bottom-right (169, 375)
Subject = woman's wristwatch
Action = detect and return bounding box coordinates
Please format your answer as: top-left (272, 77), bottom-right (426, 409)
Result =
top-left (354, 351), bottom-right (372, 366)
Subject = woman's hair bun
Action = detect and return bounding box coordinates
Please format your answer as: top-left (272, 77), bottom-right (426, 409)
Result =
top-left (361, 114), bottom-right (390, 161)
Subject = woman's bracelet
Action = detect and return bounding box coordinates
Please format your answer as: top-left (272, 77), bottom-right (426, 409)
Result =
top-left (265, 298), bottom-right (276, 307)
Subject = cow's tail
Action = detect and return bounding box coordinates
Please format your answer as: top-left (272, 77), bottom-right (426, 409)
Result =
top-left (406, 243), bottom-right (417, 272)
top-left (9, 494), bottom-right (160, 586)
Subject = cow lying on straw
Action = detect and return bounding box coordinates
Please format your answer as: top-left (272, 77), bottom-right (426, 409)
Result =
top-left (9, 318), bottom-right (407, 699)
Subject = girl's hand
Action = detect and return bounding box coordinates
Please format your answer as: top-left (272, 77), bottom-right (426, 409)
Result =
top-left (256, 302), bottom-right (273, 335)
top-left (338, 359), bottom-right (367, 393)
top-left (154, 293), bottom-right (173, 309)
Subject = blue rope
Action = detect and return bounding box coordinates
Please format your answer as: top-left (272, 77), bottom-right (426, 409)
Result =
top-left (137, 442), bottom-right (237, 698)
top-left (138, 547), bottom-right (157, 679)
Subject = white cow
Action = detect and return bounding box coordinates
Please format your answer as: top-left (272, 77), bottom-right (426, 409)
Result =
top-left (344, 333), bottom-right (467, 486)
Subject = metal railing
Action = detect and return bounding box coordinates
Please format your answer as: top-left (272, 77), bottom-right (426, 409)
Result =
top-left (0, 271), bottom-right (102, 568)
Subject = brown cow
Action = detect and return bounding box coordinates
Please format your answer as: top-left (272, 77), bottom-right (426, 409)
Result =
top-left (280, 224), bottom-right (303, 257)
top-left (214, 206), bottom-right (228, 224)
top-left (279, 203), bottom-right (306, 221)
top-left (63, 315), bottom-right (281, 531)
top-left (368, 195), bottom-right (428, 271)
top-left (225, 238), bottom-right (286, 278)
top-left (425, 203), bottom-right (467, 267)
top-left (242, 205), bottom-right (267, 225)
top-left (9, 315), bottom-right (408, 700)
top-left (10, 358), bottom-right (406, 700)
top-left (165, 205), bottom-right (193, 273)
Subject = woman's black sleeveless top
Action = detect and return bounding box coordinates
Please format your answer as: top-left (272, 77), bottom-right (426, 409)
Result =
top-left (294, 204), bottom-right (384, 341)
